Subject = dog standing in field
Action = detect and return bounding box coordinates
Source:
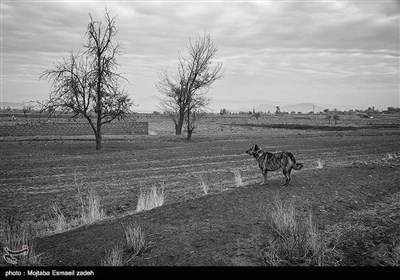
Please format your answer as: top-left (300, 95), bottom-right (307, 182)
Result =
top-left (246, 144), bottom-right (303, 187)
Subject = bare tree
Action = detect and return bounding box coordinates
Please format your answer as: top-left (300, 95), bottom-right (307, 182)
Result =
top-left (39, 10), bottom-right (133, 150)
top-left (156, 33), bottom-right (223, 139)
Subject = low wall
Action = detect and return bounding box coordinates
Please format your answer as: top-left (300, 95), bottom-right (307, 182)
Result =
top-left (0, 121), bottom-right (148, 137)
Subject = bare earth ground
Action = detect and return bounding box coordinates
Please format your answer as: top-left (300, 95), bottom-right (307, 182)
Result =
top-left (1, 114), bottom-right (400, 267)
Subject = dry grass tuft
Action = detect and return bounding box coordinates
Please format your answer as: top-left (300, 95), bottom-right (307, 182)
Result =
top-left (199, 174), bottom-right (209, 195)
top-left (50, 203), bottom-right (68, 233)
top-left (233, 169), bottom-right (244, 187)
top-left (39, 186), bottom-right (105, 237)
top-left (136, 186), bottom-right (165, 213)
top-left (74, 169), bottom-right (105, 225)
top-left (259, 197), bottom-right (341, 266)
top-left (317, 159), bottom-right (324, 169)
top-left (77, 185), bottom-right (105, 225)
top-left (270, 198), bottom-right (298, 235)
top-left (123, 223), bottom-right (155, 264)
top-left (124, 224), bottom-right (146, 256)
top-left (101, 224), bottom-right (154, 266)
top-left (80, 190), bottom-right (105, 224)
top-left (101, 245), bottom-right (123, 266)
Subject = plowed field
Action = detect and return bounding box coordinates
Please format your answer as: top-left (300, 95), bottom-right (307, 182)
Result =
top-left (1, 114), bottom-right (400, 267)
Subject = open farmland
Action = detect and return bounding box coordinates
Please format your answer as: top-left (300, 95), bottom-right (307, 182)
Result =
top-left (1, 113), bottom-right (400, 266)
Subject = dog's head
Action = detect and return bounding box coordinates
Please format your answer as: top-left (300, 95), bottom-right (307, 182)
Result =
top-left (246, 144), bottom-right (261, 156)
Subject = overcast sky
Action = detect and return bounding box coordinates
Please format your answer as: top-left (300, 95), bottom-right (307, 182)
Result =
top-left (1, 0), bottom-right (399, 111)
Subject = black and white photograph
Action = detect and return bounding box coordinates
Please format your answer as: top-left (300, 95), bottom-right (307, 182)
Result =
top-left (1, 0), bottom-right (399, 271)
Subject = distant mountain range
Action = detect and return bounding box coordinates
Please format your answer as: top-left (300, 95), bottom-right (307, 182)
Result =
top-left (209, 99), bottom-right (327, 114)
top-left (1, 102), bottom-right (26, 109)
top-left (281, 103), bottom-right (326, 114)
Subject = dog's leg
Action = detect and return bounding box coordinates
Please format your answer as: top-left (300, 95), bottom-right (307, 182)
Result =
top-left (282, 169), bottom-right (291, 187)
top-left (260, 170), bottom-right (268, 185)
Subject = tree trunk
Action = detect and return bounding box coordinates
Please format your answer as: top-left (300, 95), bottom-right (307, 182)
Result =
top-left (186, 108), bottom-right (193, 140)
top-left (187, 129), bottom-right (193, 140)
top-left (94, 51), bottom-right (103, 150)
top-left (96, 122), bottom-right (102, 150)
top-left (175, 124), bottom-right (182, 135)
top-left (175, 112), bottom-right (185, 135)
top-left (96, 135), bottom-right (102, 150)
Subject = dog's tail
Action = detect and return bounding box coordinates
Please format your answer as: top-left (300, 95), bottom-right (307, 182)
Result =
top-left (288, 152), bottom-right (304, 170)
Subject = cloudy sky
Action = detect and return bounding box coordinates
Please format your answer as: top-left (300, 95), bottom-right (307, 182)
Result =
top-left (1, 0), bottom-right (399, 112)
